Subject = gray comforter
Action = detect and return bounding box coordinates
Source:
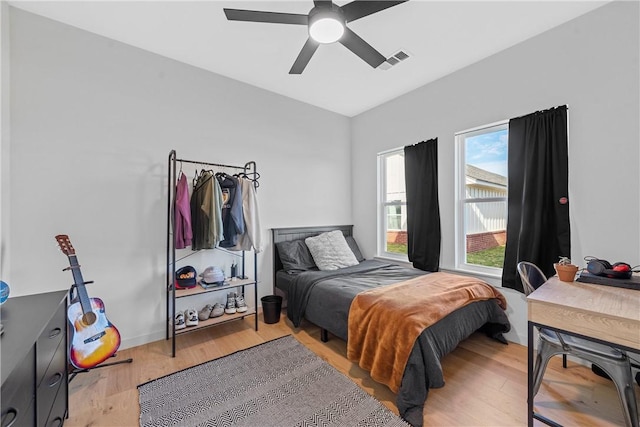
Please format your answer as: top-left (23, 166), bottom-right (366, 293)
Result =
top-left (283, 260), bottom-right (511, 427)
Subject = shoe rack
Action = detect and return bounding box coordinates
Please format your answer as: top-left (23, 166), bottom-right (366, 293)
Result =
top-left (174, 277), bottom-right (257, 334)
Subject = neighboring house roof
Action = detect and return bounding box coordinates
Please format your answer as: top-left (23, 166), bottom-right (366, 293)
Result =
top-left (466, 164), bottom-right (507, 187)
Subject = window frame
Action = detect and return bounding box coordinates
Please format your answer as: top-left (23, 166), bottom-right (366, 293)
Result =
top-left (377, 147), bottom-right (408, 260)
top-left (454, 120), bottom-right (508, 277)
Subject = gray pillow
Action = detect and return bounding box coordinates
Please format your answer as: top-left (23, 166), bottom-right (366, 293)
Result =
top-left (345, 236), bottom-right (365, 262)
top-left (305, 231), bottom-right (359, 271)
top-left (276, 239), bottom-right (317, 273)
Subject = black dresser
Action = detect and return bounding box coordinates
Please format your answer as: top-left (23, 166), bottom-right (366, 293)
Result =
top-left (1, 290), bottom-right (69, 427)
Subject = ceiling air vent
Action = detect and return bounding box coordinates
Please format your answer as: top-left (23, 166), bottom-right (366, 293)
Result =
top-left (378, 50), bottom-right (411, 70)
top-left (387, 57), bottom-right (401, 65)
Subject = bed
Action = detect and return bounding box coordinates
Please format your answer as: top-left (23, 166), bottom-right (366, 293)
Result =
top-left (272, 225), bottom-right (511, 427)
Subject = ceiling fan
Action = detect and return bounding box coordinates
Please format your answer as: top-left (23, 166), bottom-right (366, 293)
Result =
top-left (223, 1), bottom-right (408, 74)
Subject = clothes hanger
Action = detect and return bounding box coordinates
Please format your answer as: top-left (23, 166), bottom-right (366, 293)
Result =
top-left (194, 165), bottom-right (209, 187)
top-left (237, 171), bottom-right (260, 187)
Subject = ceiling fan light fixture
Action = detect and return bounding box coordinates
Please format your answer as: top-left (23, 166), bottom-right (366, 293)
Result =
top-left (309, 18), bottom-right (344, 43)
top-left (308, 6), bottom-right (345, 44)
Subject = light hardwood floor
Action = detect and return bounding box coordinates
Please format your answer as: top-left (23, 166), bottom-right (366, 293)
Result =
top-left (66, 313), bottom-right (637, 426)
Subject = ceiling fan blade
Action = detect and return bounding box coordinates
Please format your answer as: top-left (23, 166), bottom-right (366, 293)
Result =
top-left (340, 1), bottom-right (408, 23)
top-left (289, 38), bottom-right (320, 74)
top-left (339, 28), bottom-right (386, 68)
top-left (224, 9), bottom-right (308, 25)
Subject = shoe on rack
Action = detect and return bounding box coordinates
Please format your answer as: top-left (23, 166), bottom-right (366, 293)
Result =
top-left (186, 308), bottom-right (198, 327)
top-left (225, 292), bottom-right (237, 314)
top-left (235, 294), bottom-right (248, 313)
top-left (210, 302), bottom-right (225, 318)
top-left (175, 311), bottom-right (186, 330)
top-left (198, 304), bottom-right (213, 321)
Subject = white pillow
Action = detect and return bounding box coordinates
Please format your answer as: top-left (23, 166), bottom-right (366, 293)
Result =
top-left (305, 231), bottom-right (359, 271)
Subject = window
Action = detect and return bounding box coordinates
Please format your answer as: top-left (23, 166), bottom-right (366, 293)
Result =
top-left (378, 149), bottom-right (407, 258)
top-left (455, 122), bottom-right (508, 275)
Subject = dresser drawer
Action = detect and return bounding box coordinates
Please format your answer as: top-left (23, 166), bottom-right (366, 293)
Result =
top-left (44, 378), bottom-right (67, 427)
top-left (36, 301), bottom-right (66, 386)
top-left (0, 398), bottom-right (34, 427)
top-left (1, 346), bottom-right (35, 427)
top-left (37, 337), bottom-right (67, 427)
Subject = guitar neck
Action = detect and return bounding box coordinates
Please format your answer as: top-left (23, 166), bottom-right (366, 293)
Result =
top-left (67, 255), bottom-right (93, 314)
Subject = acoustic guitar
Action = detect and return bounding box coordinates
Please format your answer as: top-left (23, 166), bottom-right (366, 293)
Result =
top-left (55, 235), bottom-right (121, 370)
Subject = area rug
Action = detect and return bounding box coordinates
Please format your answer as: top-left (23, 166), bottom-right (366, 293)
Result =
top-left (138, 335), bottom-right (410, 427)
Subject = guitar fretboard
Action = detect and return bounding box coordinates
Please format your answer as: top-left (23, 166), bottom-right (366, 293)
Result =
top-left (67, 255), bottom-right (93, 315)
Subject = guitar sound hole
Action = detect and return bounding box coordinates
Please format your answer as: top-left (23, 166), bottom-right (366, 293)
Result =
top-left (81, 311), bottom-right (97, 326)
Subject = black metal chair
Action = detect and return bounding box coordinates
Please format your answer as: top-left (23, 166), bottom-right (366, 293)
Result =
top-left (517, 261), bottom-right (639, 427)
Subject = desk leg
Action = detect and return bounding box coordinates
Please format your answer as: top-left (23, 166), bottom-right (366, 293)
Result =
top-left (528, 320), bottom-right (534, 427)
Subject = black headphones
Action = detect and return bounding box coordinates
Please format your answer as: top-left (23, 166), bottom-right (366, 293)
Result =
top-left (586, 258), bottom-right (633, 279)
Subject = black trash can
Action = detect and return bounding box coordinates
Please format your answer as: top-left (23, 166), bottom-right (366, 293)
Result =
top-left (261, 295), bottom-right (282, 324)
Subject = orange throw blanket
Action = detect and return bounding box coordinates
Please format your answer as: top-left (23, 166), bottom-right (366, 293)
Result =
top-left (347, 272), bottom-right (507, 393)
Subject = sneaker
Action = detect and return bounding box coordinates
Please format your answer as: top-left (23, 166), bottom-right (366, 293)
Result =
top-left (235, 294), bottom-right (248, 313)
top-left (198, 304), bottom-right (213, 321)
top-left (210, 302), bottom-right (225, 318)
top-left (225, 292), bottom-right (237, 314)
top-left (185, 308), bottom-right (198, 327)
top-left (175, 311), bottom-right (186, 330)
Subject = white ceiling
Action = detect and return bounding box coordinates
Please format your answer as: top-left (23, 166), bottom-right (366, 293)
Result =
top-left (9, 1), bottom-right (609, 116)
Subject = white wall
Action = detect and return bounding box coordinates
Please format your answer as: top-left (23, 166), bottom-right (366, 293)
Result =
top-left (1, 1), bottom-right (10, 284)
top-left (351, 1), bottom-right (639, 344)
top-left (7, 8), bottom-right (351, 348)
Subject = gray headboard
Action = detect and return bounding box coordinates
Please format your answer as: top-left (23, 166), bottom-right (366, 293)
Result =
top-left (271, 225), bottom-right (354, 282)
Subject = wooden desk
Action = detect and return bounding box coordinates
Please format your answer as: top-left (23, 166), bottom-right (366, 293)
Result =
top-left (527, 276), bottom-right (640, 426)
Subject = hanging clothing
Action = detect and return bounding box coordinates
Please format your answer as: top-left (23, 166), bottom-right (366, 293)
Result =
top-left (190, 171), bottom-right (210, 251)
top-left (174, 172), bottom-right (193, 249)
top-left (190, 171), bottom-right (224, 250)
top-left (217, 174), bottom-right (244, 248)
top-left (231, 176), bottom-right (263, 253)
top-left (202, 174), bottom-right (224, 246)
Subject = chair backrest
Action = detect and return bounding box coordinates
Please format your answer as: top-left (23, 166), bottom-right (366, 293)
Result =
top-left (517, 261), bottom-right (548, 296)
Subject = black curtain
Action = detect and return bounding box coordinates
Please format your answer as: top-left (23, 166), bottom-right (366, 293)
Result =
top-left (502, 106), bottom-right (570, 292)
top-left (404, 139), bottom-right (441, 271)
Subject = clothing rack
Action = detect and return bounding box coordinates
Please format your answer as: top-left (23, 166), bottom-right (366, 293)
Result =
top-left (166, 149), bottom-right (259, 357)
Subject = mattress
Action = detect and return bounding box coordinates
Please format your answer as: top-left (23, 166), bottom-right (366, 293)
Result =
top-left (274, 270), bottom-right (299, 294)
top-left (275, 259), bottom-right (510, 426)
